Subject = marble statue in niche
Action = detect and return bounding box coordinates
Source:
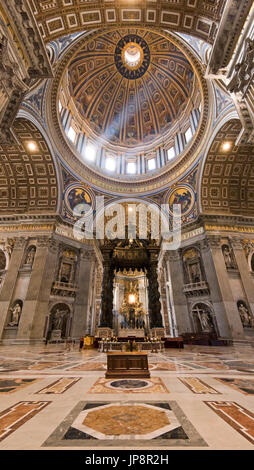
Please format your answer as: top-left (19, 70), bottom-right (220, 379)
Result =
top-left (50, 304), bottom-right (70, 339)
top-left (192, 303), bottom-right (215, 333)
top-left (222, 244), bottom-right (235, 269)
top-left (183, 248), bottom-right (203, 284)
top-left (25, 246), bottom-right (36, 266)
top-left (60, 263), bottom-right (71, 283)
top-left (52, 309), bottom-right (65, 330)
top-left (200, 311), bottom-right (214, 332)
top-left (189, 262), bottom-right (201, 283)
top-left (237, 301), bottom-right (253, 328)
top-left (8, 301), bottom-right (22, 327)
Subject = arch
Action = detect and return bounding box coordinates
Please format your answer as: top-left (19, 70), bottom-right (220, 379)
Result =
top-left (32, 2), bottom-right (225, 45)
top-left (199, 119), bottom-right (254, 216)
top-left (17, 109), bottom-right (63, 213)
top-left (0, 118), bottom-right (59, 215)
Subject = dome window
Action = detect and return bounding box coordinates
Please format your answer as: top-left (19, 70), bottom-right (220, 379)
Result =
top-left (105, 157), bottom-right (116, 172)
top-left (127, 162), bottom-right (137, 174)
top-left (83, 143), bottom-right (96, 162)
top-left (147, 158), bottom-right (156, 171)
top-left (185, 127), bottom-right (193, 144)
top-left (67, 126), bottom-right (76, 143)
top-left (167, 147), bottom-right (175, 160)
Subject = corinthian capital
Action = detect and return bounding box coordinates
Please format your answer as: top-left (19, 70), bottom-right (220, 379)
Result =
top-left (13, 237), bottom-right (27, 250)
top-left (206, 235), bottom-right (221, 249)
top-left (80, 248), bottom-right (95, 261)
top-left (36, 236), bottom-right (50, 248)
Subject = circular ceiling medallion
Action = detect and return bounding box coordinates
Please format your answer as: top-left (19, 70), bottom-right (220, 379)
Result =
top-left (115, 34), bottom-right (150, 79)
top-left (64, 183), bottom-right (94, 218)
top-left (167, 184), bottom-right (196, 216)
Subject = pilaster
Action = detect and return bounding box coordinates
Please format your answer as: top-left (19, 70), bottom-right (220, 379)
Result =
top-left (0, 237), bottom-right (26, 339)
top-left (71, 248), bottom-right (95, 338)
top-left (165, 250), bottom-right (191, 334)
top-left (201, 236), bottom-right (244, 339)
top-left (17, 237), bottom-right (59, 341)
top-left (231, 237), bottom-right (254, 317)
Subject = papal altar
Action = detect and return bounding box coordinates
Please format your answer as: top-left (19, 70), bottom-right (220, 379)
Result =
top-left (98, 340), bottom-right (164, 353)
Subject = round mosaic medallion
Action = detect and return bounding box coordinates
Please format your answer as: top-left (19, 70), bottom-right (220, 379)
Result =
top-left (167, 184), bottom-right (196, 216)
top-left (109, 379), bottom-right (149, 389)
top-left (64, 183), bottom-right (94, 218)
top-left (114, 34), bottom-right (150, 79)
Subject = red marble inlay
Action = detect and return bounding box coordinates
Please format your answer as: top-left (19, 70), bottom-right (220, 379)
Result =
top-left (0, 401), bottom-right (50, 442)
top-left (205, 401), bottom-right (254, 444)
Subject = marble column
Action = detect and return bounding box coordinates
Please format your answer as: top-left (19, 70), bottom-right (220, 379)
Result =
top-left (0, 237), bottom-right (26, 339)
top-left (99, 261), bottom-right (114, 329)
top-left (147, 261), bottom-right (163, 328)
top-left (93, 265), bottom-right (103, 334)
top-left (231, 238), bottom-right (254, 316)
top-left (166, 251), bottom-right (191, 334)
top-left (158, 265), bottom-right (171, 336)
top-left (71, 248), bottom-right (94, 338)
top-left (201, 236), bottom-right (244, 339)
top-left (17, 237), bottom-right (59, 341)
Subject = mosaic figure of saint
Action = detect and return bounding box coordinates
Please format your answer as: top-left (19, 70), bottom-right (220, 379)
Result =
top-left (68, 188), bottom-right (92, 216)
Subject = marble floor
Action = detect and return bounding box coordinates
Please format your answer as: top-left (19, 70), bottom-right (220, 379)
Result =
top-left (0, 343), bottom-right (254, 450)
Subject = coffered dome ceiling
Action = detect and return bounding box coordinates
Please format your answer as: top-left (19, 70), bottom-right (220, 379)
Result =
top-left (48, 27), bottom-right (209, 194)
top-left (67, 29), bottom-right (195, 150)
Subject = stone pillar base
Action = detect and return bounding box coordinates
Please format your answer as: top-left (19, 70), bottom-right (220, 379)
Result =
top-left (96, 327), bottom-right (113, 339)
top-left (150, 328), bottom-right (166, 339)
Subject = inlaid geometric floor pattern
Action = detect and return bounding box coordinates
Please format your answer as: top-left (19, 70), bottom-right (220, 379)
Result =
top-left (0, 361), bottom-right (33, 372)
top-left (205, 401), bottom-right (254, 445)
top-left (88, 377), bottom-right (169, 394)
top-left (179, 377), bottom-right (220, 394)
top-left (149, 362), bottom-right (189, 371)
top-left (215, 377), bottom-right (254, 395)
top-left (43, 401), bottom-right (207, 447)
top-left (0, 378), bottom-right (40, 393)
top-left (67, 362), bottom-right (106, 371)
top-left (1, 343), bottom-right (254, 449)
top-left (0, 401), bottom-right (50, 442)
top-left (36, 377), bottom-right (81, 394)
top-left (28, 362), bottom-right (69, 370)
